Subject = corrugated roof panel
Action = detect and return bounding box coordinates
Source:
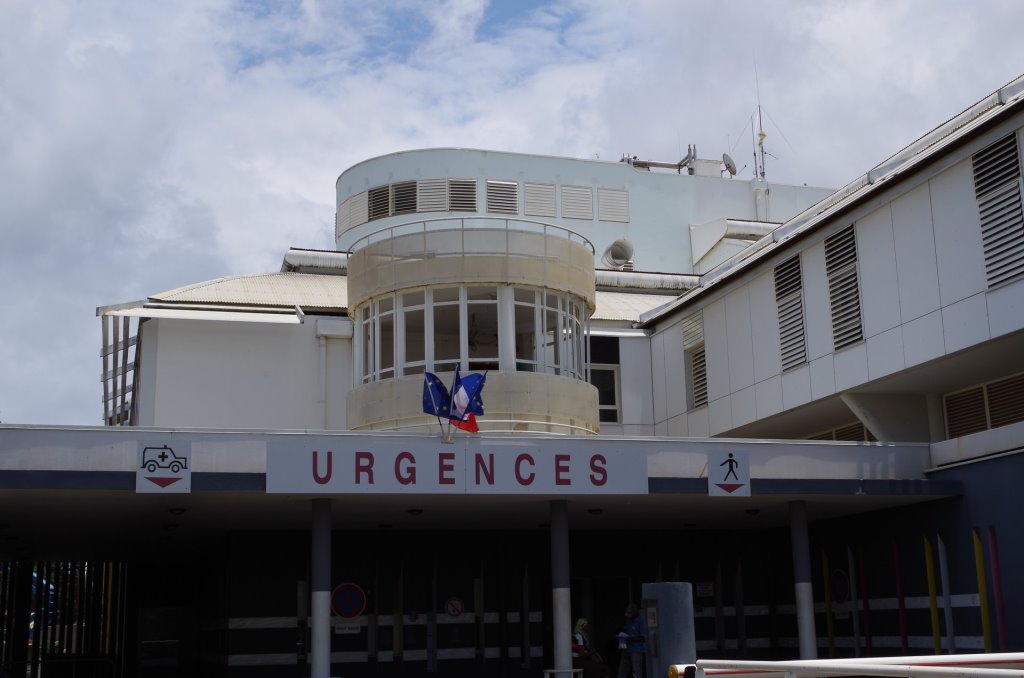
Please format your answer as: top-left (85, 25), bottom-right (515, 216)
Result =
top-left (592, 291), bottom-right (677, 321)
top-left (151, 273), bottom-right (348, 309)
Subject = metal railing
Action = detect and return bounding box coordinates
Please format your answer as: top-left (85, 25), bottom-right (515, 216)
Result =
top-left (670, 653), bottom-right (1024, 678)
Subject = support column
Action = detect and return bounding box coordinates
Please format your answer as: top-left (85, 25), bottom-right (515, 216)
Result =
top-left (550, 500), bottom-right (572, 675)
top-left (312, 498), bottom-right (332, 678)
top-left (789, 500), bottom-right (817, 659)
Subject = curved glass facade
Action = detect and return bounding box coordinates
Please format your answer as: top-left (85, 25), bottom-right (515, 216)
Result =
top-left (355, 284), bottom-right (588, 384)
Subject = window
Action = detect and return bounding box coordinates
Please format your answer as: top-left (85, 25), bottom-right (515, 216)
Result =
top-left (972, 133), bottom-right (1024, 288)
top-left (681, 312), bottom-right (707, 410)
top-left (774, 254), bottom-right (807, 371)
top-left (561, 185), bottom-right (593, 220)
top-left (355, 285), bottom-right (588, 385)
top-left (824, 225), bottom-right (863, 351)
top-left (589, 337), bottom-right (621, 423)
top-left (486, 180), bottom-right (519, 215)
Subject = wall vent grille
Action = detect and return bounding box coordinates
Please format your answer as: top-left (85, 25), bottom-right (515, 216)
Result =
top-left (448, 179), bottom-right (477, 212)
top-left (972, 133), bottom-right (1024, 288)
top-left (486, 180), bottom-right (519, 215)
top-left (774, 255), bottom-right (807, 371)
top-left (598, 188), bottom-right (629, 222)
top-left (393, 181), bottom-right (417, 215)
top-left (561, 185), bottom-right (594, 220)
top-left (524, 183), bottom-right (556, 217)
top-left (946, 372), bottom-right (1024, 438)
top-left (825, 225), bottom-right (863, 350)
top-left (417, 179), bottom-right (448, 213)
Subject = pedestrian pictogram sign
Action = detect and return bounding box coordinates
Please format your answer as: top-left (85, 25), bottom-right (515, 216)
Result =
top-left (332, 582), bottom-right (367, 618)
top-left (707, 450), bottom-right (750, 497)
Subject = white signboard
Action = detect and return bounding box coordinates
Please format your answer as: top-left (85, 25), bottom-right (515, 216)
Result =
top-left (707, 450), bottom-right (750, 497)
top-left (266, 437), bottom-right (648, 495)
top-left (136, 443), bottom-right (191, 493)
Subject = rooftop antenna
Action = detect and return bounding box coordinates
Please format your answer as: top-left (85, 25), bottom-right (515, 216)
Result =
top-left (753, 58), bottom-right (767, 179)
top-left (722, 153), bottom-right (737, 177)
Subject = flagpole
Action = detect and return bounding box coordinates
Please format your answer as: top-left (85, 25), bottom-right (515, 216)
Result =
top-left (444, 367), bottom-right (460, 443)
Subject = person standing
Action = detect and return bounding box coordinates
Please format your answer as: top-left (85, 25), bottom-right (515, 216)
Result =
top-left (573, 618), bottom-right (610, 678)
top-left (617, 603), bottom-right (646, 678)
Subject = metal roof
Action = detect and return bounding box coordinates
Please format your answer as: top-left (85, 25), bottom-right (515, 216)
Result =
top-left (150, 272), bottom-right (348, 310)
top-left (592, 291), bottom-right (677, 322)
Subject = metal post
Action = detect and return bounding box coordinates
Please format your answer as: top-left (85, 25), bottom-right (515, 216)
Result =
top-left (550, 500), bottom-right (572, 675)
top-left (312, 498), bottom-right (332, 678)
top-left (789, 501), bottom-right (817, 659)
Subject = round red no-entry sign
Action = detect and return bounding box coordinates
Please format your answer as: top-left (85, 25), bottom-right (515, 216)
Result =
top-left (331, 582), bottom-right (367, 618)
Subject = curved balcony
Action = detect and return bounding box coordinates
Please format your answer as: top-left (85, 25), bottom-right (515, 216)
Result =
top-left (346, 217), bottom-right (596, 314)
top-left (347, 371), bottom-right (600, 435)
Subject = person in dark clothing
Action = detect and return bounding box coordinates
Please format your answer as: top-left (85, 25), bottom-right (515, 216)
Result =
top-left (617, 603), bottom-right (646, 678)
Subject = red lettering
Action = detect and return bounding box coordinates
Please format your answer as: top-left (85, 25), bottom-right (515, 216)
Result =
top-left (312, 450), bottom-right (333, 485)
top-left (438, 452), bottom-right (456, 485)
top-left (555, 454), bottom-right (571, 486)
top-left (589, 454), bottom-right (607, 486)
top-left (395, 451), bottom-right (416, 485)
top-left (355, 451), bottom-right (375, 484)
top-left (515, 453), bottom-right (535, 485)
top-left (475, 453), bottom-right (495, 485)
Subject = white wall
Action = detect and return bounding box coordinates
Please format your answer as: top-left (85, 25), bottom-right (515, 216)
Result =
top-left (140, 318), bottom-right (352, 430)
top-left (649, 122), bottom-right (1024, 437)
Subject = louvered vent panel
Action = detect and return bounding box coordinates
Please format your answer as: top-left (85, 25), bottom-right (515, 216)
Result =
top-left (865, 427), bottom-right (877, 442)
top-left (973, 134), bottom-right (1020, 195)
top-left (834, 422), bottom-right (865, 441)
top-left (349, 191), bottom-right (369, 227)
top-left (598, 188), bottom-right (629, 222)
top-left (561, 185), bottom-right (594, 220)
top-left (945, 387), bottom-right (988, 438)
top-left (774, 255), bottom-right (806, 371)
top-left (524, 183), bottom-right (556, 217)
top-left (987, 372), bottom-right (1024, 428)
top-left (393, 181), bottom-right (417, 215)
top-left (825, 226), bottom-right (863, 350)
top-left (691, 347), bottom-right (708, 408)
top-left (973, 134), bottom-right (1024, 288)
top-left (335, 197), bottom-right (350, 239)
top-left (368, 186), bottom-right (390, 220)
top-left (681, 312), bottom-right (703, 349)
top-left (806, 431), bottom-right (835, 441)
top-left (448, 179), bottom-right (477, 211)
top-left (486, 180), bottom-right (519, 214)
top-left (417, 179), bottom-right (448, 212)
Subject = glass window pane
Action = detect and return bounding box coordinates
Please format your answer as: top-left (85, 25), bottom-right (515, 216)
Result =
top-left (434, 287), bottom-right (459, 303)
top-left (514, 287), bottom-right (535, 303)
top-left (403, 290), bottom-right (424, 307)
top-left (379, 312), bottom-right (394, 371)
top-left (590, 369), bottom-right (616, 406)
top-left (515, 303), bottom-right (536, 363)
top-left (405, 309), bottom-right (424, 364)
top-left (434, 305), bottom-right (460, 361)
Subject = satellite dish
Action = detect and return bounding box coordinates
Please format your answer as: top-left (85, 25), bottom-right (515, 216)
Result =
top-left (723, 153), bottom-right (738, 176)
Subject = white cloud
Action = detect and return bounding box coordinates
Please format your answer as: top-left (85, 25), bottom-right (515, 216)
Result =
top-left (1, 0), bottom-right (1023, 424)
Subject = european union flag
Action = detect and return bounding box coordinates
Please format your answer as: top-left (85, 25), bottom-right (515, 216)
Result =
top-left (422, 372), bottom-right (451, 417)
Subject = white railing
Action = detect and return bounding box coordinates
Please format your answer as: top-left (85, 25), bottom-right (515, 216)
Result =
top-left (670, 654), bottom-right (1024, 678)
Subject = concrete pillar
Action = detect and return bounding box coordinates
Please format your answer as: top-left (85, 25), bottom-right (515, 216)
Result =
top-left (789, 500), bottom-right (817, 659)
top-left (312, 498), bottom-right (332, 678)
top-left (550, 500), bottom-right (572, 675)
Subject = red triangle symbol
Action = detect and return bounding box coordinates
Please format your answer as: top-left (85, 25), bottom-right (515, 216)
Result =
top-left (146, 477), bottom-right (181, 488)
top-left (715, 483), bottom-right (744, 493)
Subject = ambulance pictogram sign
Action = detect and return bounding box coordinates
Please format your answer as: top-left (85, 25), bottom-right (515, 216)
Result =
top-left (707, 450), bottom-right (750, 497)
top-left (136, 443), bottom-right (191, 493)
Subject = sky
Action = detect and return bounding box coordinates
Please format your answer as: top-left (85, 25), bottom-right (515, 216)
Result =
top-left (1, 0), bottom-right (1023, 426)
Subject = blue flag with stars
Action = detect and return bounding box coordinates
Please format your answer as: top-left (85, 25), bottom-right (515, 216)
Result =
top-left (422, 372), bottom-right (451, 417)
